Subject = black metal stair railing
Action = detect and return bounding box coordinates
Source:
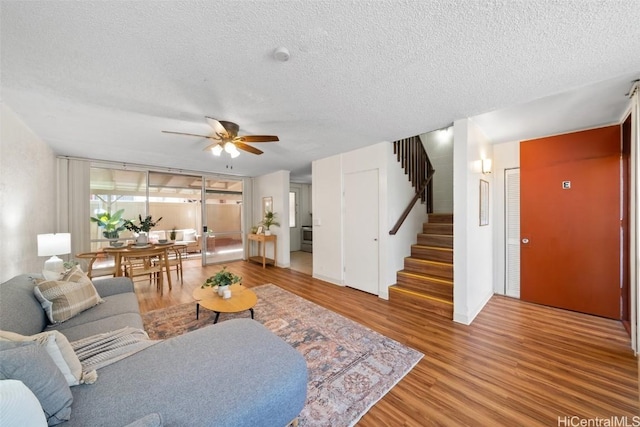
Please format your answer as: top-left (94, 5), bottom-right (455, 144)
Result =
top-left (389, 136), bottom-right (434, 235)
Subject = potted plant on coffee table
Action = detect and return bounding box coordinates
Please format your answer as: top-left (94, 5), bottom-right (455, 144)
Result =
top-left (90, 209), bottom-right (126, 245)
top-left (201, 266), bottom-right (242, 296)
top-left (123, 214), bottom-right (163, 245)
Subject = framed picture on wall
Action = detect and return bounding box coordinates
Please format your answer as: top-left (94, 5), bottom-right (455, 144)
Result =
top-left (262, 197), bottom-right (273, 218)
top-left (479, 179), bottom-right (489, 226)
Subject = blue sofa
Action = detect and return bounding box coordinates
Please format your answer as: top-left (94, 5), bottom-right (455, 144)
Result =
top-left (0, 274), bottom-right (307, 426)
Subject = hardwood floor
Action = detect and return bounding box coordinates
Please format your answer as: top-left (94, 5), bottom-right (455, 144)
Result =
top-left (130, 259), bottom-right (639, 425)
top-left (290, 250), bottom-right (312, 275)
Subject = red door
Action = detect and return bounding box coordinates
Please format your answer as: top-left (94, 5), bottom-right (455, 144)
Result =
top-left (520, 125), bottom-right (621, 319)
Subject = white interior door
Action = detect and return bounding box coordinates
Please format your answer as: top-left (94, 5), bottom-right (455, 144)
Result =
top-left (344, 169), bottom-right (379, 295)
top-left (505, 168), bottom-right (521, 298)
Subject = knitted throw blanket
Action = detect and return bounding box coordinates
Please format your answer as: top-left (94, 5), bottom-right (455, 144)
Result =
top-left (71, 327), bottom-right (159, 375)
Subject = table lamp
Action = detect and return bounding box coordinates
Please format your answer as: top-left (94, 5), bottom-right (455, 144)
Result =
top-left (37, 233), bottom-right (71, 280)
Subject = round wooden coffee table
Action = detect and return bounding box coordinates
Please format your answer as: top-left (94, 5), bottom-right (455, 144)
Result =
top-left (192, 284), bottom-right (257, 324)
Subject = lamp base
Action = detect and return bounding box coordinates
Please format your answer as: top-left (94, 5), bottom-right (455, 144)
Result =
top-left (43, 255), bottom-right (64, 280)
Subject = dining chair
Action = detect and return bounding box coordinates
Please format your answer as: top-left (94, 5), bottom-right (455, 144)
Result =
top-left (122, 248), bottom-right (165, 294)
top-left (75, 252), bottom-right (117, 280)
top-left (164, 246), bottom-right (183, 285)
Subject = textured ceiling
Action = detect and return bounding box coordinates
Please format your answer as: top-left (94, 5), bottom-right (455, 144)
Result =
top-left (1, 1), bottom-right (639, 182)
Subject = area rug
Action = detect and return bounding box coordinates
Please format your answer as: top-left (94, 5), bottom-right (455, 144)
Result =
top-left (142, 284), bottom-right (423, 427)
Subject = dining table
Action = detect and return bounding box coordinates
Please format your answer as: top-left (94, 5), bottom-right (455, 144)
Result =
top-left (103, 243), bottom-right (175, 291)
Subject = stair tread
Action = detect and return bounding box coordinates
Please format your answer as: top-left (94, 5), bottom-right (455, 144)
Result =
top-left (395, 278), bottom-right (454, 299)
top-left (398, 270), bottom-right (453, 284)
top-left (389, 286), bottom-right (453, 305)
top-left (412, 244), bottom-right (453, 251)
top-left (405, 257), bottom-right (453, 266)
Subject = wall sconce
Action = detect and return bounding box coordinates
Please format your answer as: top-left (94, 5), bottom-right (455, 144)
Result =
top-left (481, 158), bottom-right (492, 174)
top-left (37, 233), bottom-right (71, 280)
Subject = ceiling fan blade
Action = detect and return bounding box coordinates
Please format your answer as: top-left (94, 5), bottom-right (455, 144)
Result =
top-left (205, 117), bottom-right (230, 139)
top-left (234, 141), bottom-right (263, 155)
top-left (162, 130), bottom-right (220, 140)
top-left (237, 135), bottom-right (280, 143)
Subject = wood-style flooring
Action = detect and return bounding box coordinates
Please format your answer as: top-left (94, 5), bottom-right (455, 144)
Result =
top-left (131, 258), bottom-right (639, 425)
top-left (290, 250), bottom-right (312, 275)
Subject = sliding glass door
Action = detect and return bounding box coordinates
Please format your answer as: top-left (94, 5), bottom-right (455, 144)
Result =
top-left (89, 168), bottom-right (148, 251)
top-left (148, 172), bottom-right (202, 259)
top-left (202, 178), bottom-right (244, 265)
top-left (90, 165), bottom-right (244, 265)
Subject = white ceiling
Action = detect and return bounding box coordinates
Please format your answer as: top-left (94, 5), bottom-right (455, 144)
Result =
top-left (1, 1), bottom-right (639, 182)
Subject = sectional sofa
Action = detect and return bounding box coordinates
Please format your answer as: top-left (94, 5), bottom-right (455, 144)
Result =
top-left (148, 229), bottom-right (201, 252)
top-left (0, 274), bottom-right (308, 426)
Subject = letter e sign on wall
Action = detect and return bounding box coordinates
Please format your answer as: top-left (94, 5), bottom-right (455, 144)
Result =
top-left (562, 181), bottom-right (571, 190)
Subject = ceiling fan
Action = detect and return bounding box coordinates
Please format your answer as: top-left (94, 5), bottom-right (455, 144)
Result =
top-left (162, 117), bottom-right (279, 157)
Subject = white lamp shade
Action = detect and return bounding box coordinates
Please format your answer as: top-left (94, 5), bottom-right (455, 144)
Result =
top-left (37, 233), bottom-right (71, 257)
top-left (224, 142), bottom-right (235, 154)
top-left (211, 144), bottom-right (223, 156)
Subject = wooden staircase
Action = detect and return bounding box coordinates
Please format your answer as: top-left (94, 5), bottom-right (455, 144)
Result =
top-left (389, 213), bottom-right (453, 318)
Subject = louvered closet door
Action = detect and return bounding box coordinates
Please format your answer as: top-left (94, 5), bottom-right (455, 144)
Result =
top-left (505, 168), bottom-right (520, 298)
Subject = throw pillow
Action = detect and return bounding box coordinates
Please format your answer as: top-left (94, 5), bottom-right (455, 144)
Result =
top-left (34, 266), bottom-right (103, 324)
top-left (0, 330), bottom-right (82, 386)
top-left (0, 379), bottom-right (48, 426)
top-left (0, 341), bottom-right (73, 426)
top-left (183, 230), bottom-right (197, 242)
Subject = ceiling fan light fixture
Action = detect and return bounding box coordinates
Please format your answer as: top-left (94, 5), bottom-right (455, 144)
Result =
top-left (164, 117), bottom-right (277, 157)
top-left (211, 144), bottom-right (223, 156)
top-left (224, 142), bottom-right (235, 154)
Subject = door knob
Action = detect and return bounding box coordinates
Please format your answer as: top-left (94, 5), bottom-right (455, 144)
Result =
top-left (522, 238), bottom-right (529, 244)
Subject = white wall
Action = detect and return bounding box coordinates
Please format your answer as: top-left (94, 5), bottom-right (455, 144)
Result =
top-left (421, 127), bottom-right (454, 213)
top-left (0, 104), bottom-right (58, 282)
top-left (453, 118), bottom-right (494, 324)
top-left (312, 155), bottom-right (343, 284)
top-left (253, 170), bottom-right (290, 267)
top-left (312, 141), bottom-right (426, 298)
top-left (491, 140), bottom-right (520, 294)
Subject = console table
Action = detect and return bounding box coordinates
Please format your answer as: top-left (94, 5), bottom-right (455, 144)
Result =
top-left (247, 233), bottom-right (277, 268)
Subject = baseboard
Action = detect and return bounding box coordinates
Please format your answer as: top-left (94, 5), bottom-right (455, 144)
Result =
top-left (454, 291), bottom-right (494, 325)
top-left (312, 273), bottom-right (343, 286)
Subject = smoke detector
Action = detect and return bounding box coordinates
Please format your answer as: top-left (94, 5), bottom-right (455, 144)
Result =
top-left (273, 47), bottom-right (290, 62)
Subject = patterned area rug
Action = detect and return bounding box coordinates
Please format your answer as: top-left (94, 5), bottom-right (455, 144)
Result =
top-left (142, 284), bottom-right (423, 427)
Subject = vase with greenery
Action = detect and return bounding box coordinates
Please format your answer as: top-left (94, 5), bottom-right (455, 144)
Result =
top-left (170, 227), bottom-right (177, 241)
top-left (123, 215), bottom-right (163, 244)
top-left (90, 209), bottom-right (126, 242)
top-left (261, 211), bottom-right (280, 235)
top-left (201, 266), bottom-right (242, 296)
